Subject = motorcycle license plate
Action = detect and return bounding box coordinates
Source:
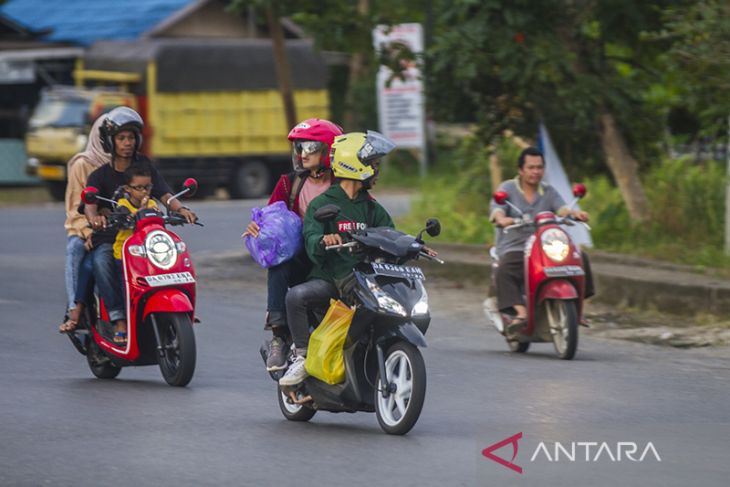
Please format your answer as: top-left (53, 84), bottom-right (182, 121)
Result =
top-left (371, 263), bottom-right (425, 280)
top-left (145, 272), bottom-right (195, 287)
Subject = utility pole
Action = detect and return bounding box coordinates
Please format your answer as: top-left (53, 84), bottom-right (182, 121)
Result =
top-left (266, 4), bottom-right (297, 130)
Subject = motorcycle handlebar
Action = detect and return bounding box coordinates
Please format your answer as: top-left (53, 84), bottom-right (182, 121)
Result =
top-left (325, 241), bottom-right (358, 251)
top-left (419, 251), bottom-right (445, 264)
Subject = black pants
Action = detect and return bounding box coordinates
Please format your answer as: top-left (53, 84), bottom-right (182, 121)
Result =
top-left (266, 250), bottom-right (312, 329)
top-left (285, 278), bottom-right (339, 351)
top-left (495, 251), bottom-right (595, 312)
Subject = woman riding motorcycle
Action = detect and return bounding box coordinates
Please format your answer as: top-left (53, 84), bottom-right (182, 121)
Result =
top-left (242, 118), bottom-right (343, 371)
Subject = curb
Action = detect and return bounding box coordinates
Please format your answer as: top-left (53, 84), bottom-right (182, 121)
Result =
top-left (423, 243), bottom-right (730, 317)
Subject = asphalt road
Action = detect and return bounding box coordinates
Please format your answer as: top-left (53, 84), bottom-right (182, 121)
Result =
top-left (1, 196), bottom-right (729, 487)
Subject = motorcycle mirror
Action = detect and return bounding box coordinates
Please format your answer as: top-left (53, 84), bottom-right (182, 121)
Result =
top-left (425, 218), bottom-right (441, 237)
top-left (314, 204), bottom-right (341, 223)
top-left (493, 190), bottom-right (509, 205)
top-left (182, 178), bottom-right (198, 198)
top-left (80, 186), bottom-right (99, 205)
top-left (572, 183), bottom-right (587, 199)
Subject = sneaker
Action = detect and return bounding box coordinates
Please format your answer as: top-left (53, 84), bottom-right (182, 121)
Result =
top-left (279, 355), bottom-right (308, 386)
top-left (266, 337), bottom-right (287, 371)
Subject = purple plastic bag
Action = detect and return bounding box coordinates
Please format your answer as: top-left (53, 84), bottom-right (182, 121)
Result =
top-left (244, 201), bottom-right (303, 268)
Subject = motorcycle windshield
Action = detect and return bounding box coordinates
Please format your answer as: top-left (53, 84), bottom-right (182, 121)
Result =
top-left (353, 227), bottom-right (421, 258)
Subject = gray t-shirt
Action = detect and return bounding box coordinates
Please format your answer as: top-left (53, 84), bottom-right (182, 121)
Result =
top-left (489, 177), bottom-right (568, 257)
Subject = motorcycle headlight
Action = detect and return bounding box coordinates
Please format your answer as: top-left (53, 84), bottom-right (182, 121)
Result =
top-left (541, 228), bottom-right (570, 262)
top-left (411, 281), bottom-right (429, 316)
top-left (145, 230), bottom-right (178, 270)
top-left (366, 278), bottom-right (407, 317)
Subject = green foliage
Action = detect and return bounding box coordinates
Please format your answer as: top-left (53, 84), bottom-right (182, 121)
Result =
top-left (583, 159), bottom-right (729, 267)
top-left (396, 132), bottom-right (523, 244)
top-left (397, 175), bottom-right (492, 244)
top-left (427, 0), bottom-right (682, 173)
top-left (658, 0), bottom-right (730, 135)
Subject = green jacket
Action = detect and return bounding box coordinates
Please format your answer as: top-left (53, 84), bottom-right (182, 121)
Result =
top-left (304, 184), bottom-right (394, 283)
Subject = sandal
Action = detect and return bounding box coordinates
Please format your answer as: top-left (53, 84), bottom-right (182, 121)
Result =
top-left (113, 331), bottom-right (127, 345)
top-left (506, 316), bottom-right (528, 333)
top-left (59, 319), bottom-right (78, 334)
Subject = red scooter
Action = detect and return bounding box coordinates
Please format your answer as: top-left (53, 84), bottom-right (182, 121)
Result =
top-left (483, 184), bottom-right (589, 360)
top-left (67, 179), bottom-right (201, 386)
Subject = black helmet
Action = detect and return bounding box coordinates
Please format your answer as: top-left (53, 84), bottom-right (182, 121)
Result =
top-left (99, 106), bottom-right (144, 156)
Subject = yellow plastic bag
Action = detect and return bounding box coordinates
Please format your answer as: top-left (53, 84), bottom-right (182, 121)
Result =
top-left (305, 299), bottom-right (355, 385)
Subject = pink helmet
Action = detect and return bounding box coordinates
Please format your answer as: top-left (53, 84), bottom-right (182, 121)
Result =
top-left (287, 118), bottom-right (343, 170)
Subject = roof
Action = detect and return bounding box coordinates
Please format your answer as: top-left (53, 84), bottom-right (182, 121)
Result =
top-left (0, 0), bottom-right (192, 46)
top-left (83, 38), bottom-right (328, 93)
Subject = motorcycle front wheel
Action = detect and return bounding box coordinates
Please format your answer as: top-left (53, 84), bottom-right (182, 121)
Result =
top-left (156, 313), bottom-right (196, 387)
top-left (545, 299), bottom-right (578, 360)
top-left (375, 342), bottom-right (426, 435)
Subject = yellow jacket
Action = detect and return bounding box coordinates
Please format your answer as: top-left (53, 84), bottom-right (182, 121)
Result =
top-left (113, 198), bottom-right (158, 260)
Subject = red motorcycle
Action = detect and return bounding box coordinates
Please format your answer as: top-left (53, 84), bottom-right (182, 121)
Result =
top-left (67, 179), bottom-right (201, 386)
top-left (483, 184), bottom-right (589, 360)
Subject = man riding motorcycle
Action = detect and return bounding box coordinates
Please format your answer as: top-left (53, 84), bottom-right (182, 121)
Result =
top-left (490, 146), bottom-right (593, 330)
top-left (84, 107), bottom-right (197, 342)
top-left (278, 131), bottom-right (397, 386)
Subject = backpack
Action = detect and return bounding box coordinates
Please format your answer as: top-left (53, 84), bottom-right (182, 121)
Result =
top-left (287, 171), bottom-right (309, 211)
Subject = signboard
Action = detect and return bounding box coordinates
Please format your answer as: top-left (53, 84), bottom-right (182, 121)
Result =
top-left (373, 23), bottom-right (426, 164)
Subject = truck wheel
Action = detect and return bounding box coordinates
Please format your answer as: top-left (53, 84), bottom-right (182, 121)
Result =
top-left (46, 181), bottom-right (66, 202)
top-left (229, 161), bottom-right (271, 199)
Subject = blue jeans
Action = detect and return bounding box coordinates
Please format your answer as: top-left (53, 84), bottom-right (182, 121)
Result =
top-left (74, 252), bottom-right (95, 307)
top-left (267, 250), bottom-right (311, 328)
top-left (92, 243), bottom-right (125, 322)
top-left (64, 236), bottom-right (87, 312)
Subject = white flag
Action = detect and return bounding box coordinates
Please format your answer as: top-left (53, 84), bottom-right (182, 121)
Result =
top-left (538, 123), bottom-right (593, 248)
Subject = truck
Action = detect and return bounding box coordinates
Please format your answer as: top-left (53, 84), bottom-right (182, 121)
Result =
top-left (25, 86), bottom-right (136, 200)
top-left (28, 38), bottom-right (330, 200)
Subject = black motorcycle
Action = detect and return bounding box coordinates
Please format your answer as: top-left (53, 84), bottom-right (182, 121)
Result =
top-left (261, 204), bottom-right (443, 435)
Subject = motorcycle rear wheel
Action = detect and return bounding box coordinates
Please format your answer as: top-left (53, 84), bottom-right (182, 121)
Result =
top-left (156, 313), bottom-right (196, 387)
top-left (546, 299), bottom-right (578, 360)
top-left (277, 387), bottom-right (316, 422)
top-left (506, 340), bottom-right (530, 353)
top-left (86, 338), bottom-right (121, 379)
top-left (375, 342), bottom-right (426, 435)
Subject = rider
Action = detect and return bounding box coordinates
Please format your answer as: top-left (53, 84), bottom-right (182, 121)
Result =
top-left (243, 118), bottom-right (343, 372)
top-left (279, 131), bottom-right (397, 387)
top-left (84, 107), bottom-right (196, 345)
top-left (59, 115), bottom-right (111, 333)
top-left (489, 146), bottom-right (592, 330)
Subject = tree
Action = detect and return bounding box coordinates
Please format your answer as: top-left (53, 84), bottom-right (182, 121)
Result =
top-left (660, 0), bottom-right (730, 135)
top-left (229, 0), bottom-right (426, 130)
top-left (428, 0), bottom-right (682, 222)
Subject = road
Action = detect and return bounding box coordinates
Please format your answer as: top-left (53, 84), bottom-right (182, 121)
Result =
top-left (0, 196), bottom-right (729, 487)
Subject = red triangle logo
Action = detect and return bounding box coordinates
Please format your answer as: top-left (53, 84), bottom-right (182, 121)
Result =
top-left (482, 432), bottom-right (523, 474)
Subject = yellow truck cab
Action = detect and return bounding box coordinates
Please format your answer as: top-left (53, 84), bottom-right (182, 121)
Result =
top-left (26, 86), bottom-right (135, 200)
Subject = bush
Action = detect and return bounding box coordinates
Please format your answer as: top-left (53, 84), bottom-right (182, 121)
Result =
top-left (582, 158), bottom-right (729, 267)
